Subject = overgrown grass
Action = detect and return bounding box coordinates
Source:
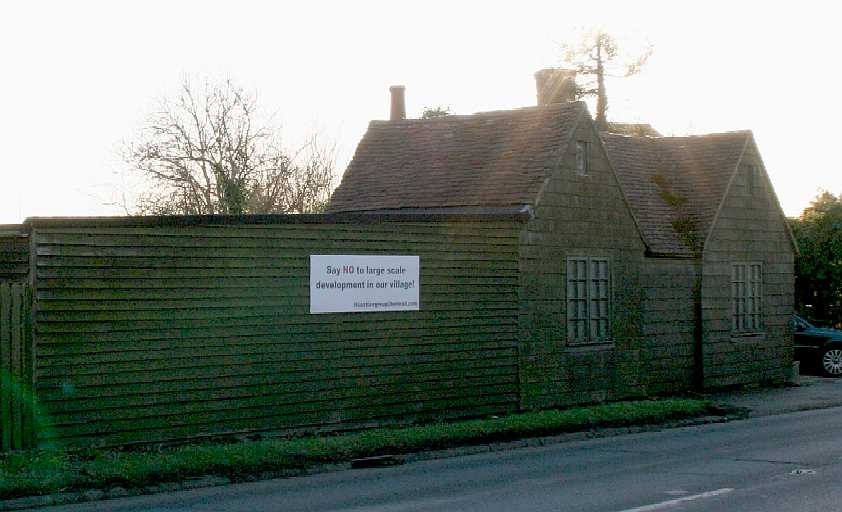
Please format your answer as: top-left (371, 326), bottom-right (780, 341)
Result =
top-left (0, 399), bottom-right (715, 500)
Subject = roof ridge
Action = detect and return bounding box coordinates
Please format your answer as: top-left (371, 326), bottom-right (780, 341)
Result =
top-left (603, 129), bottom-right (753, 141)
top-left (368, 101), bottom-right (587, 126)
top-left (473, 101), bottom-right (586, 116)
top-left (657, 130), bottom-right (753, 140)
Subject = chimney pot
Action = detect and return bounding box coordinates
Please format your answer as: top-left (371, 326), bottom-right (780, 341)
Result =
top-left (389, 85), bottom-right (406, 121)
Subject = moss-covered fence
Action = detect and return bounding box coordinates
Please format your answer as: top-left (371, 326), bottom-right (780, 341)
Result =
top-left (1, 214), bottom-right (527, 450)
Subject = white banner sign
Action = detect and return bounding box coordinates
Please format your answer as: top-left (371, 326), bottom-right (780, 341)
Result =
top-left (310, 255), bottom-right (420, 314)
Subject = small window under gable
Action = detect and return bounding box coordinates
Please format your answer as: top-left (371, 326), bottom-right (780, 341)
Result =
top-left (575, 140), bottom-right (590, 176)
top-left (745, 164), bottom-right (761, 196)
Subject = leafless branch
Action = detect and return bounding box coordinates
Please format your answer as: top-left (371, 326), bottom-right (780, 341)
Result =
top-left (125, 78), bottom-right (336, 215)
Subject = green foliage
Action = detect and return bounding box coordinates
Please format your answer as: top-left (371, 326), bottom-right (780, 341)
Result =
top-left (650, 175), bottom-right (699, 252)
top-left (671, 217), bottom-right (699, 252)
top-left (0, 399), bottom-right (712, 500)
top-left (791, 191), bottom-right (842, 326)
top-left (651, 175), bottom-right (688, 207)
top-left (421, 106), bottom-right (451, 119)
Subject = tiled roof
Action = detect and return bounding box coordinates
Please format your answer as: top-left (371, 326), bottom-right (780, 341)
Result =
top-left (606, 122), bottom-right (662, 137)
top-left (328, 102), bottom-right (586, 213)
top-left (603, 131), bottom-right (750, 256)
top-left (329, 98), bottom-right (750, 257)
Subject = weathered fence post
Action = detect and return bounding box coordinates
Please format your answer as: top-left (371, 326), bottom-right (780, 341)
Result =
top-left (0, 282), bottom-right (34, 451)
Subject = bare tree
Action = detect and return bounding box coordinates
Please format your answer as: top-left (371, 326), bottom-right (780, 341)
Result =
top-left (246, 135), bottom-right (335, 214)
top-left (125, 79), bottom-right (335, 215)
top-left (562, 30), bottom-right (653, 131)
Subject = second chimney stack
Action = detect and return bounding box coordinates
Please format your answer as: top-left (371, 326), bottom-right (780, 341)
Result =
top-left (535, 68), bottom-right (578, 106)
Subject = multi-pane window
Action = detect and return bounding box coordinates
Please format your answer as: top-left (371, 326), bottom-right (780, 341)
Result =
top-left (575, 141), bottom-right (590, 176)
top-left (732, 262), bottom-right (763, 332)
top-left (566, 257), bottom-right (610, 343)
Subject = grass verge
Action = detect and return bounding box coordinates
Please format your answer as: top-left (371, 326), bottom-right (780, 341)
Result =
top-left (0, 398), bottom-right (715, 501)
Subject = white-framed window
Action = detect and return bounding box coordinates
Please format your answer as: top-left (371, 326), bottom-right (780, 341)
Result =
top-left (575, 140), bottom-right (590, 176)
top-left (732, 262), bottom-right (763, 332)
top-left (566, 257), bottom-right (611, 343)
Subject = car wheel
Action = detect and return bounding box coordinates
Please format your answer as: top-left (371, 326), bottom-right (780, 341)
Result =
top-left (821, 346), bottom-right (842, 377)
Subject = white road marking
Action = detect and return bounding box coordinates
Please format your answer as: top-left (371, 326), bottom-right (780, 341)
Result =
top-left (615, 488), bottom-right (735, 512)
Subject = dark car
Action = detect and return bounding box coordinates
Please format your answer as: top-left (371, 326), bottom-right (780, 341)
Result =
top-left (793, 314), bottom-right (842, 377)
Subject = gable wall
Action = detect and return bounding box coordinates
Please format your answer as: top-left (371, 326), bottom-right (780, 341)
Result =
top-left (640, 258), bottom-right (699, 394)
top-left (701, 147), bottom-right (795, 387)
top-left (519, 117), bottom-right (648, 410)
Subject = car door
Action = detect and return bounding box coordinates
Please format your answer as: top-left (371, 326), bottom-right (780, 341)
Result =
top-left (793, 316), bottom-right (828, 358)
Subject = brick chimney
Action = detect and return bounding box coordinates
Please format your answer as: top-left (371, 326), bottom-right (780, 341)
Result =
top-left (389, 85), bottom-right (406, 120)
top-left (534, 68), bottom-right (578, 106)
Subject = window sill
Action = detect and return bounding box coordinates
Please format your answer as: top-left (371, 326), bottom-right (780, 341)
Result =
top-left (730, 331), bottom-right (766, 341)
top-left (566, 340), bottom-right (614, 352)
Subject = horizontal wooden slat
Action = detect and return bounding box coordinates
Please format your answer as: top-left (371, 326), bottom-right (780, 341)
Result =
top-left (35, 315), bottom-right (517, 344)
top-left (37, 343), bottom-right (517, 377)
top-left (39, 365), bottom-right (518, 404)
top-left (38, 336), bottom-right (515, 365)
top-left (43, 386), bottom-right (518, 436)
top-left (36, 256), bottom-right (520, 272)
top-left (34, 223), bottom-right (521, 239)
top-left (35, 231), bottom-right (520, 248)
top-left (38, 355), bottom-right (517, 390)
top-left (35, 276), bottom-right (515, 292)
top-left (46, 378), bottom-right (518, 424)
top-left (36, 242), bottom-right (518, 258)
top-left (46, 398), bottom-right (518, 447)
top-left (36, 311), bottom-right (518, 337)
top-left (37, 265), bottom-right (519, 280)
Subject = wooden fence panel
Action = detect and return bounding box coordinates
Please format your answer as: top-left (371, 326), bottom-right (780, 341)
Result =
top-left (0, 230), bottom-right (29, 282)
top-left (0, 282), bottom-right (34, 451)
top-left (30, 218), bottom-right (524, 448)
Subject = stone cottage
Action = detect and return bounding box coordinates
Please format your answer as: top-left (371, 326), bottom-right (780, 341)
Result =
top-left (328, 70), bottom-right (797, 408)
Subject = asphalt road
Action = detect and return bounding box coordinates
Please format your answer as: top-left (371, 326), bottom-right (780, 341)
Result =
top-left (42, 406), bottom-right (842, 512)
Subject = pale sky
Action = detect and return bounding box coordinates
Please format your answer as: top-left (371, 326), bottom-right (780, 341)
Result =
top-left (1, 1), bottom-right (839, 223)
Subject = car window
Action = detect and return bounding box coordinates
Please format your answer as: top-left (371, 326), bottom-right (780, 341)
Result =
top-left (794, 315), bottom-right (814, 331)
